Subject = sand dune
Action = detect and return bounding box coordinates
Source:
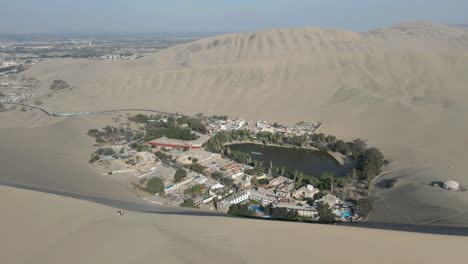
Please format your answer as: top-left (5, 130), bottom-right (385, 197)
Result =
top-left (1, 22), bottom-right (467, 226)
top-left (1, 185), bottom-right (467, 264)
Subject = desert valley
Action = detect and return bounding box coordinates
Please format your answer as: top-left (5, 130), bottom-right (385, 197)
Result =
top-left (1, 21), bottom-right (468, 263)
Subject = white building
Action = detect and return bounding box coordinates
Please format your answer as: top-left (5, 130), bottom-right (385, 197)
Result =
top-left (293, 184), bottom-right (319, 199)
top-left (314, 194), bottom-right (341, 208)
top-left (221, 189), bottom-right (276, 207)
top-left (222, 190), bottom-right (250, 206)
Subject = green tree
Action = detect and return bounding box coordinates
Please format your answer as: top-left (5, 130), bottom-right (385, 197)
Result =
top-left (312, 191), bottom-right (326, 201)
top-left (129, 114), bottom-right (149, 123)
top-left (319, 172), bottom-right (337, 193)
top-left (174, 169), bottom-right (188, 183)
top-left (146, 177), bottom-right (165, 195)
top-left (228, 204), bottom-right (254, 217)
top-left (189, 163), bottom-right (207, 174)
top-left (271, 207), bottom-right (298, 220)
top-left (316, 202), bottom-right (336, 223)
top-left (188, 118), bottom-right (207, 134)
top-left (357, 148), bottom-right (384, 181)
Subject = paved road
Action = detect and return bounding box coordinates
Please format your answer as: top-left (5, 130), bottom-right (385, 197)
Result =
top-left (3, 103), bottom-right (174, 117)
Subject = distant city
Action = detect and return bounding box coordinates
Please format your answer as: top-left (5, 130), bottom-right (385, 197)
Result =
top-left (0, 32), bottom-right (216, 75)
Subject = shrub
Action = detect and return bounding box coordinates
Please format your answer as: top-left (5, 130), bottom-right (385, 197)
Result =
top-left (180, 199), bottom-right (198, 208)
top-left (386, 179), bottom-right (398, 188)
top-left (129, 114), bottom-right (149, 124)
top-left (89, 154), bottom-right (100, 163)
top-left (50, 80), bottom-right (70, 90)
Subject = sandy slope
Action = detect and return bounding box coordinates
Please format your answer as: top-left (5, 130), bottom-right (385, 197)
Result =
top-left (3, 22), bottom-right (468, 226)
top-left (1, 185), bottom-right (467, 264)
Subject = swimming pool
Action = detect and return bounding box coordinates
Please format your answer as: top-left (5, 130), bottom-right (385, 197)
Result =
top-left (342, 211), bottom-right (351, 218)
top-left (249, 205), bottom-right (265, 213)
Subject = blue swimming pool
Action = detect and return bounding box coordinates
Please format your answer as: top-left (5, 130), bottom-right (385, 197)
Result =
top-left (249, 205), bottom-right (265, 213)
top-left (342, 211), bottom-right (351, 218)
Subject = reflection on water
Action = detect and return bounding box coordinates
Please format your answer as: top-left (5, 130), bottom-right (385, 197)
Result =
top-left (229, 143), bottom-right (347, 178)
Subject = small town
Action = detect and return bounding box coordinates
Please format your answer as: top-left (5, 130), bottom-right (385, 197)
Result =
top-left (87, 112), bottom-right (382, 223)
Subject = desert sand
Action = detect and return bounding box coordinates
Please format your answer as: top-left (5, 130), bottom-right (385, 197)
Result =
top-left (1, 185), bottom-right (467, 264)
top-left (0, 21), bottom-right (467, 232)
top-left (1, 21), bottom-right (468, 264)
top-left (9, 22), bottom-right (468, 226)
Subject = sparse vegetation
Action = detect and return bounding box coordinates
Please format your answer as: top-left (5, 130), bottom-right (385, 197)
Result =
top-left (385, 179), bottom-right (398, 189)
top-left (50, 79), bottom-right (70, 90)
top-left (180, 199), bottom-right (198, 208)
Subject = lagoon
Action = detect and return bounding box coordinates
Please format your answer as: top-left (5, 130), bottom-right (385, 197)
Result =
top-left (228, 143), bottom-right (347, 178)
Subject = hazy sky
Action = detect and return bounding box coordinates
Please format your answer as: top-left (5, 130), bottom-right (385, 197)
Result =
top-left (1, 0), bottom-right (467, 33)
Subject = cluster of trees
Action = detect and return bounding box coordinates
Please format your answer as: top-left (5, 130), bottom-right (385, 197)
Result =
top-left (228, 204), bottom-right (254, 217)
top-left (209, 115), bottom-right (229, 121)
top-left (211, 171), bottom-right (234, 186)
top-left (308, 172), bottom-right (352, 193)
top-left (203, 130), bottom-right (253, 152)
top-left (185, 163), bottom-right (207, 174)
top-left (128, 114), bottom-right (151, 123)
top-left (95, 147), bottom-right (115, 156)
top-left (174, 169), bottom-right (187, 183)
top-left (356, 148), bottom-right (385, 181)
top-left (145, 177), bottom-right (165, 195)
top-left (166, 126), bottom-right (198, 141)
top-left (128, 114), bottom-right (207, 142)
top-left (87, 126), bottom-right (130, 144)
top-left (155, 151), bottom-right (172, 162)
top-left (49, 79), bottom-right (70, 90)
top-left (263, 205), bottom-right (298, 220)
top-left (316, 202), bottom-right (337, 223)
top-left (88, 146), bottom-right (117, 163)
